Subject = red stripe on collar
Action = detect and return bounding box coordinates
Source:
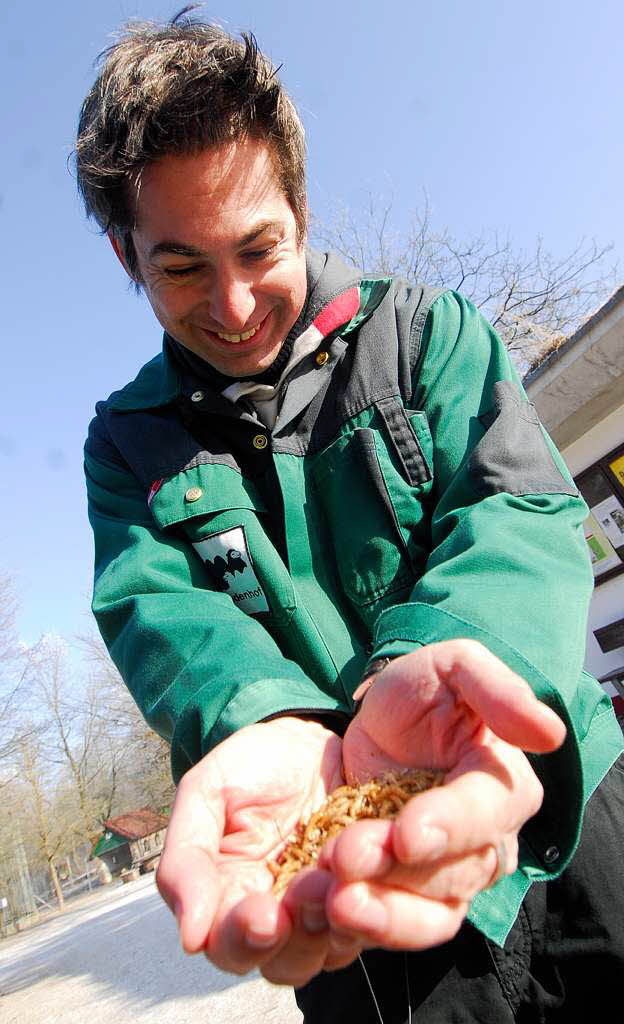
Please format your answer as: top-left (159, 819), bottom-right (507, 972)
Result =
top-left (312, 286), bottom-right (360, 339)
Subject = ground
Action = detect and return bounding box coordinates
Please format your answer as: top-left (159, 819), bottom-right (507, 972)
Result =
top-left (0, 874), bottom-right (302, 1023)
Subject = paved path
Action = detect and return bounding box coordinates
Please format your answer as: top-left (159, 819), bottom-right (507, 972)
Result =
top-left (0, 875), bottom-right (302, 1023)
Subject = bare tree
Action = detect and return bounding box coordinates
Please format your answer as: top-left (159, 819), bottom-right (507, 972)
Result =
top-left (23, 635), bottom-right (121, 845)
top-left (311, 194), bottom-right (617, 373)
top-left (0, 573), bottom-right (39, 777)
top-left (76, 630), bottom-right (175, 814)
top-left (16, 738), bottom-right (66, 909)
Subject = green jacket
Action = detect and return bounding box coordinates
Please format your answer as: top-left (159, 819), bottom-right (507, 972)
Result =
top-left (85, 250), bottom-right (623, 945)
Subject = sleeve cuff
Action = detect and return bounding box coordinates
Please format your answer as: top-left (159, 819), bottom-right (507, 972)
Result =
top-left (170, 677), bottom-right (350, 782)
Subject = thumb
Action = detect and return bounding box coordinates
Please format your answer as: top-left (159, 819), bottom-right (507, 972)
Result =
top-left (436, 640), bottom-right (566, 753)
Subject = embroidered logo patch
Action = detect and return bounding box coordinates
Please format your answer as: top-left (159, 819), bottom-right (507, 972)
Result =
top-left (193, 526), bottom-right (269, 615)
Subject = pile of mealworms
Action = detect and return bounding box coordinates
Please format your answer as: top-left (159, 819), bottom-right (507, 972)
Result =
top-left (270, 769), bottom-right (444, 896)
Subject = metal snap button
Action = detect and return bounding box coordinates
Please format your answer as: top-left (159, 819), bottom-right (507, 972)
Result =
top-left (315, 351), bottom-right (329, 366)
top-left (190, 390), bottom-right (204, 403)
top-left (543, 845), bottom-right (559, 864)
top-left (185, 487), bottom-right (203, 502)
top-left (252, 434), bottom-right (268, 450)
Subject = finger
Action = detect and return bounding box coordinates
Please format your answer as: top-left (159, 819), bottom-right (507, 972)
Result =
top-left (392, 752), bottom-right (539, 865)
top-left (367, 641), bottom-right (566, 754)
top-left (157, 845), bottom-right (223, 953)
top-left (261, 928), bottom-right (331, 987)
top-left (434, 641), bottom-right (567, 752)
top-left (260, 870), bottom-right (336, 987)
top-left (328, 879), bottom-right (468, 951)
top-left (327, 817), bottom-right (518, 903)
top-left (323, 930), bottom-right (365, 971)
top-left (325, 819), bottom-right (395, 881)
top-left (206, 890), bottom-right (292, 975)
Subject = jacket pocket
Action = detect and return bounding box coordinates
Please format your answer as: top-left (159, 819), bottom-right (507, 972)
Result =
top-left (149, 462), bottom-right (297, 625)
top-left (311, 408), bottom-right (434, 618)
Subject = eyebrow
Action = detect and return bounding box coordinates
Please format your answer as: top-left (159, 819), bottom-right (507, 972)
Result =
top-left (148, 221), bottom-right (282, 262)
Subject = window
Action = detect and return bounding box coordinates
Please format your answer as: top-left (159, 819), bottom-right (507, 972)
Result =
top-left (575, 442), bottom-right (624, 585)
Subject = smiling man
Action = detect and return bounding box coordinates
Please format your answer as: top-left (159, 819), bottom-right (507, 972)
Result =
top-left (110, 142), bottom-right (308, 377)
top-left (77, 11), bottom-right (624, 1023)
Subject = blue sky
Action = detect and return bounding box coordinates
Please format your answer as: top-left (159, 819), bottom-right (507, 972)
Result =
top-left (1, 0), bottom-right (623, 644)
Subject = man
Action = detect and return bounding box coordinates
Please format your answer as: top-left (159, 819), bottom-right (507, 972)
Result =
top-left (78, 12), bottom-right (624, 1022)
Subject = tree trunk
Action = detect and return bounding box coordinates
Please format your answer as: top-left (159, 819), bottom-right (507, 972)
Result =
top-left (49, 860), bottom-right (64, 910)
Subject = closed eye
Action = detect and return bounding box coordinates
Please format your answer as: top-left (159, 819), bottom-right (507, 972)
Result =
top-left (242, 244), bottom-right (277, 262)
top-left (164, 264), bottom-right (202, 277)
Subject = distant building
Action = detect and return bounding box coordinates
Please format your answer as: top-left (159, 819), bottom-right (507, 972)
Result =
top-left (525, 283), bottom-right (624, 728)
top-left (91, 807), bottom-right (169, 876)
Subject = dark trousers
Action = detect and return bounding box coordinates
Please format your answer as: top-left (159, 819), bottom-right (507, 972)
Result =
top-left (295, 754), bottom-right (624, 1023)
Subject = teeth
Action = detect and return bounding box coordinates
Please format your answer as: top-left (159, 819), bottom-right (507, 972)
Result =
top-left (216, 324), bottom-right (259, 343)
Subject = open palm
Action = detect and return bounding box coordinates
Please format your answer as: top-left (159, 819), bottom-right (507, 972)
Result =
top-left (157, 716), bottom-right (344, 976)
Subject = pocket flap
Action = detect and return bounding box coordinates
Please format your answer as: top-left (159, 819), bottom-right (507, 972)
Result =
top-left (149, 463), bottom-right (267, 529)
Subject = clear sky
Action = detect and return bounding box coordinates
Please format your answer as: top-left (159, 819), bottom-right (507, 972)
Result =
top-left (1, 0), bottom-right (623, 644)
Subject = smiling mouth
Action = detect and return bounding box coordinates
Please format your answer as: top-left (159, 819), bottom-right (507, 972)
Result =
top-left (211, 315), bottom-right (268, 344)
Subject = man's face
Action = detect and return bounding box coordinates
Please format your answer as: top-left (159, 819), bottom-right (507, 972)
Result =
top-left (118, 139), bottom-right (307, 377)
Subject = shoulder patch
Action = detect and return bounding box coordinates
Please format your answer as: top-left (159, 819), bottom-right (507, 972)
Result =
top-left (192, 526), bottom-right (270, 615)
top-left (468, 381), bottom-right (578, 498)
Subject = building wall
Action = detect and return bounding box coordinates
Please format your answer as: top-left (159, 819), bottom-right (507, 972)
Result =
top-left (561, 402), bottom-right (624, 691)
top-left (100, 845), bottom-right (132, 876)
top-left (129, 829), bottom-right (167, 865)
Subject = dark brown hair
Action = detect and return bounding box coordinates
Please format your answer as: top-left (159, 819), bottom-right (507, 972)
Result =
top-left (75, 8), bottom-right (307, 280)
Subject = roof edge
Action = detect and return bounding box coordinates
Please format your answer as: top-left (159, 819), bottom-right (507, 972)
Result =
top-left (523, 281), bottom-right (624, 387)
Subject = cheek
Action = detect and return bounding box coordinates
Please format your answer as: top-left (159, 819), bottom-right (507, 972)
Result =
top-left (272, 270), bottom-right (306, 319)
top-left (149, 284), bottom-right (195, 323)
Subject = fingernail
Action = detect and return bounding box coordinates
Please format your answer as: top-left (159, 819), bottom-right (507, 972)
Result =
top-left (350, 884), bottom-right (388, 934)
top-left (246, 927), bottom-right (278, 950)
top-left (301, 902), bottom-right (329, 934)
top-left (349, 834), bottom-right (394, 879)
top-left (417, 825), bottom-right (448, 858)
top-left (397, 821), bottom-right (448, 861)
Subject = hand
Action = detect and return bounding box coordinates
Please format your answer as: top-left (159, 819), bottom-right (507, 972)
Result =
top-left (156, 717), bottom-right (363, 986)
top-left (321, 640), bottom-right (566, 951)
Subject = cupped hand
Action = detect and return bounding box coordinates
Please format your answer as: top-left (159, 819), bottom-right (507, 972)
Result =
top-left (322, 639), bottom-right (566, 950)
top-left (156, 716), bottom-right (362, 986)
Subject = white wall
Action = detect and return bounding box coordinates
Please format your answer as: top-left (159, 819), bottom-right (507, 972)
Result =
top-left (562, 402), bottom-right (624, 689)
top-left (562, 402), bottom-right (624, 476)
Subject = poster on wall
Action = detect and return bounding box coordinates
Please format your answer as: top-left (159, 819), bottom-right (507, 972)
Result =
top-left (592, 494), bottom-right (624, 550)
top-left (576, 443), bottom-right (624, 582)
top-left (583, 513), bottom-right (622, 577)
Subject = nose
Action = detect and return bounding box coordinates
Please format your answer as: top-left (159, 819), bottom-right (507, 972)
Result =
top-left (209, 268), bottom-right (256, 331)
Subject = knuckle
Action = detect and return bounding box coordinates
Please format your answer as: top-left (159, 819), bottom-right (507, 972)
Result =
top-left (207, 951), bottom-right (250, 976)
top-left (527, 775), bottom-right (544, 817)
top-left (506, 836), bottom-right (519, 875)
top-left (155, 859), bottom-right (172, 898)
top-left (434, 903), bottom-right (468, 946)
top-left (262, 962), bottom-right (318, 988)
top-left (447, 638), bottom-right (488, 669)
top-left (155, 862), bottom-right (165, 892)
top-left (453, 638), bottom-right (485, 658)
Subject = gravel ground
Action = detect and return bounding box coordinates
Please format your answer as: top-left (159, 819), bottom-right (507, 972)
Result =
top-left (0, 875), bottom-right (302, 1023)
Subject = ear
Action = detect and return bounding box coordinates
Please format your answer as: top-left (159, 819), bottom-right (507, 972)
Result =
top-left (108, 232), bottom-right (135, 281)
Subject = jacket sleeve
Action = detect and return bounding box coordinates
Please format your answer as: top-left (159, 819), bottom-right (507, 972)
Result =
top-left (368, 291), bottom-right (612, 888)
top-left (84, 429), bottom-right (340, 784)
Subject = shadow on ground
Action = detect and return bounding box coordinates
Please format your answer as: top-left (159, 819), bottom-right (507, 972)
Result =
top-left (0, 879), bottom-right (247, 1008)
